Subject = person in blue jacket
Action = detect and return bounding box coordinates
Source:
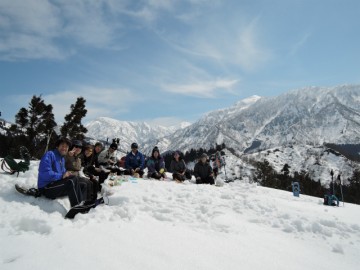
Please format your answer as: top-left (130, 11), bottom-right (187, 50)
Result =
top-left (125, 143), bottom-right (145, 178)
top-left (38, 137), bottom-right (87, 207)
top-left (146, 146), bottom-right (166, 180)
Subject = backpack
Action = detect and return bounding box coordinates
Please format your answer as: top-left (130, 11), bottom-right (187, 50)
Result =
top-left (1, 146), bottom-right (31, 177)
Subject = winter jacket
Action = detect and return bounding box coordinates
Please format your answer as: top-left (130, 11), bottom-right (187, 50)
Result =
top-left (97, 149), bottom-right (117, 165)
top-left (81, 154), bottom-right (94, 168)
top-left (126, 151), bottom-right (145, 170)
top-left (80, 154), bottom-right (95, 176)
top-left (65, 154), bottom-right (82, 173)
top-left (194, 161), bottom-right (213, 179)
top-left (38, 149), bottom-right (66, 189)
top-left (170, 159), bottom-right (187, 173)
top-left (147, 156), bottom-right (165, 174)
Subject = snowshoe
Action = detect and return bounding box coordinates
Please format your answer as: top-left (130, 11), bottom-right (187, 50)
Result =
top-left (15, 184), bottom-right (41, 198)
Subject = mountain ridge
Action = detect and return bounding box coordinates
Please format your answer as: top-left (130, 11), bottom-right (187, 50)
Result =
top-left (85, 84), bottom-right (360, 155)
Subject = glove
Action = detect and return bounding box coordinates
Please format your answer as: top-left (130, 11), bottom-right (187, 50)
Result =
top-left (159, 168), bottom-right (165, 174)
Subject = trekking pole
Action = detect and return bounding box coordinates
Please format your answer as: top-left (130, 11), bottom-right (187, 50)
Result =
top-left (223, 164), bottom-right (227, 180)
top-left (330, 169), bottom-right (334, 195)
top-left (223, 156), bottom-right (228, 181)
top-left (338, 174), bottom-right (345, 207)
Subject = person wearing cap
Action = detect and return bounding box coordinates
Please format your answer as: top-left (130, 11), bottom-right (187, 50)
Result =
top-left (97, 142), bottom-right (118, 167)
top-left (146, 146), bottom-right (166, 180)
top-left (125, 143), bottom-right (145, 178)
top-left (170, 151), bottom-right (192, 182)
top-left (65, 140), bottom-right (96, 201)
top-left (38, 137), bottom-right (87, 207)
top-left (194, 153), bottom-right (215, 185)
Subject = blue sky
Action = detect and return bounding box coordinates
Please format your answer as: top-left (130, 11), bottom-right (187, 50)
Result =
top-left (0, 0), bottom-right (359, 126)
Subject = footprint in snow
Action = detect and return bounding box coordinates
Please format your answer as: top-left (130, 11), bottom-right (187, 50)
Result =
top-left (332, 244), bottom-right (344, 254)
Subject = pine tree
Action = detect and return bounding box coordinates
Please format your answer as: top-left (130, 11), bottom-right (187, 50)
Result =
top-left (61, 97), bottom-right (88, 140)
top-left (281, 164), bottom-right (291, 176)
top-left (15, 95), bottom-right (57, 155)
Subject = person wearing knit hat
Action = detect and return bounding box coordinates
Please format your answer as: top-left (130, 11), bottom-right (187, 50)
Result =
top-left (146, 146), bottom-right (166, 180)
top-left (194, 153), bottom-right (214, 185)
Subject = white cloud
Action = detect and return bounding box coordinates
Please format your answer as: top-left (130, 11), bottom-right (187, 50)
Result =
top-left (6, 87), bottom-right (138, 123)
top-left (157, 14), bottom-right (271, 72)
top-left (0, 0), bottom-right (125, 61)
top-left (43, 87), bottom-right (137, 122)
top-left (162, 78), bottom-right (238, 98)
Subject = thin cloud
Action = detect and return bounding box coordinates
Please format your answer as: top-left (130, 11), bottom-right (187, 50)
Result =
top-left (289, 32), bottom-right (312, 56)
top-left (162, 79), bottom-right (238, 98)
top-left (43, 87), bottom-right (137, 122)
top-left (155, 14), bottom-right (271, 72)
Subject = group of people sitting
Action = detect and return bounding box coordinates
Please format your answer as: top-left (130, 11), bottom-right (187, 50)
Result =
top-left (37, 137), bottom-right (222, 208)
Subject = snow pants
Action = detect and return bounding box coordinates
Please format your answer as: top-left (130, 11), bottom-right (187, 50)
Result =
top-left (40, 176), bottom-right (86, 207)
top-left (196, 176), bottom-right (215, 185)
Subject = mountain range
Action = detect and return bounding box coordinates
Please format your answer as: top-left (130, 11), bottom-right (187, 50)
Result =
top-left (86, 85), bottom-right (360, 155)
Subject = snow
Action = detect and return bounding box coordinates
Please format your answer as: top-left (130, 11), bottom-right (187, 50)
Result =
top-left (1, 161), bottom-right (360, 270)
top-left (244, 145), bottom-right (358, 185)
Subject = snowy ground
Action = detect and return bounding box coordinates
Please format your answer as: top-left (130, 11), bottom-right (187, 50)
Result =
top-left (1, 161), bottom-right (360, 270)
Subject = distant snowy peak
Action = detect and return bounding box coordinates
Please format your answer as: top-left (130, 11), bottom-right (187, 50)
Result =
top-left (164, 85), bottom-right (360, 153)
top-left (85, 116), bottom-right (189, 152)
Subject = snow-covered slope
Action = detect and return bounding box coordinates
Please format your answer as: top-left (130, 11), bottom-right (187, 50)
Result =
top-left (1, 162), bottom-right (359, 270)
top-left (165, 85), bottom-right (360, 153)
top-left (0, 118), bottom-right (12, 135)
top-left (85, 117), bottom-right (190, 152)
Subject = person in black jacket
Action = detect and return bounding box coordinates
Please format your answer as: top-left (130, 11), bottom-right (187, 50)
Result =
top-left (84, 142), bottom-right (108, 185)
top-left (194, 153), bottom-right (214, 185)
top-left (170, 151), bottom-right (192, 181)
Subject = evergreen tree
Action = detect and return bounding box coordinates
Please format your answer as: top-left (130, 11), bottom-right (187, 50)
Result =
top-left (61, 97), bottom-right (88, 140)
top-left (15, 95), bottom-right (57, 155)
top-left (254, 159), bottom-right (275, 186)
top-left (281, 164), bottom-right (291, 176)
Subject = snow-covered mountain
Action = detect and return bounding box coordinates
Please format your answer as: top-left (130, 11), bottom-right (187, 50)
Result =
top-left (0, 118), bottom-right (13, 135)
top-left (86, 85), bottom-right (360, 154)
top-left (162, 85), bottom-right (360, 153)
top-left (85, 117), bottom-right (191, 153)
